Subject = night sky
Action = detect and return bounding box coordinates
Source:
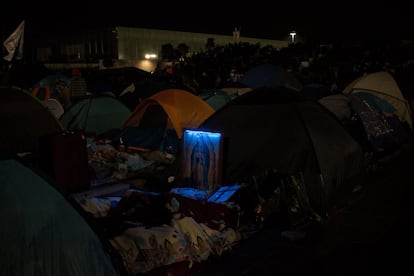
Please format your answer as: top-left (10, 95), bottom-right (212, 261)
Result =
top-left (1, 2), bottom-right (412, 44)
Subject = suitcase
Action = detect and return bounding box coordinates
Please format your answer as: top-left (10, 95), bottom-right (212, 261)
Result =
top-left (39, 130), bottom-right (91, 193)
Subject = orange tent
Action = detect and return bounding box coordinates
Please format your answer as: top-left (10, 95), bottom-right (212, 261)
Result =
top-left (123, 89), bottom-right (215, 139)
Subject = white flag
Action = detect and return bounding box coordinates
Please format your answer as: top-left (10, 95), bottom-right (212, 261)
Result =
top-left (3, 20), bottom-right (25, 62)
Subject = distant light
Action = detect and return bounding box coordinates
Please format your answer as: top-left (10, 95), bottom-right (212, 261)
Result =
top-left (144, 53), bottom-right (157, 59)
top-left (290, 31), bottom-right (297, 43)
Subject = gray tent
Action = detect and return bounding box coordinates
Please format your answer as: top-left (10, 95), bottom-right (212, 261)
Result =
top-left (318, 93), bottom-right (352, 122)
top-left (200, 87), bottom-right (365, 215)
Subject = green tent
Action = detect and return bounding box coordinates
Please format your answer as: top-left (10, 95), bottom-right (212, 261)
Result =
top-left (0, 159), bottom-right (117, 275)
top-left (59, 96), bottom-right (131, 136)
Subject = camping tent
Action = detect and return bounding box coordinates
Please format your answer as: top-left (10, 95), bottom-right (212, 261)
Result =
top-left (33, 74), bottom-right (72, 95)
top-left (123, 89), bottom-right (215, 139)
top-left (352, 91), bottom-right (397, 114)
top-left (0, 86), bottom-right (63, 154)
top-left (319, 92), bottom-right (408, 154)
top-left (199, 87), bottom-right (364, 214)
top-left (31, 74), bottom-right (72, 107)
top-left (348, 94), bottom-right (405, 153)
top-left (44, 98), bottom-right (65, 118)
top-left (0, 159), bottom-right (117, 275)
top-left (198, 89), bottom-right (237, 110)
top-left (59, 96), bottom-right (131, 137)
top-left (342, 71), bottom-right (413, 128)
top-left (317, 93), bottom-right (352, 122)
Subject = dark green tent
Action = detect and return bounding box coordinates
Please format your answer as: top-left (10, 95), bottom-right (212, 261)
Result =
top-left (199, 87), bottom-right (364, 215)
top-left (0, 86), bottom-right (63, 154)
top-left (0, 159), bottom-right (117, 275)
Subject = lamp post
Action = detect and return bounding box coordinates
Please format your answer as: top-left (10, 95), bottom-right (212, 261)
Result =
top-left (290, 31), bottom-right (297, 43)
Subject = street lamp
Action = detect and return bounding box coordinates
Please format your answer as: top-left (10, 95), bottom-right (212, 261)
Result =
top-left (290, 31), bottom-right (297, 43)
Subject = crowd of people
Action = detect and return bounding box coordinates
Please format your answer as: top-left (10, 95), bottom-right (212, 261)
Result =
top-left (152, 41), bottom-right (414, 110)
